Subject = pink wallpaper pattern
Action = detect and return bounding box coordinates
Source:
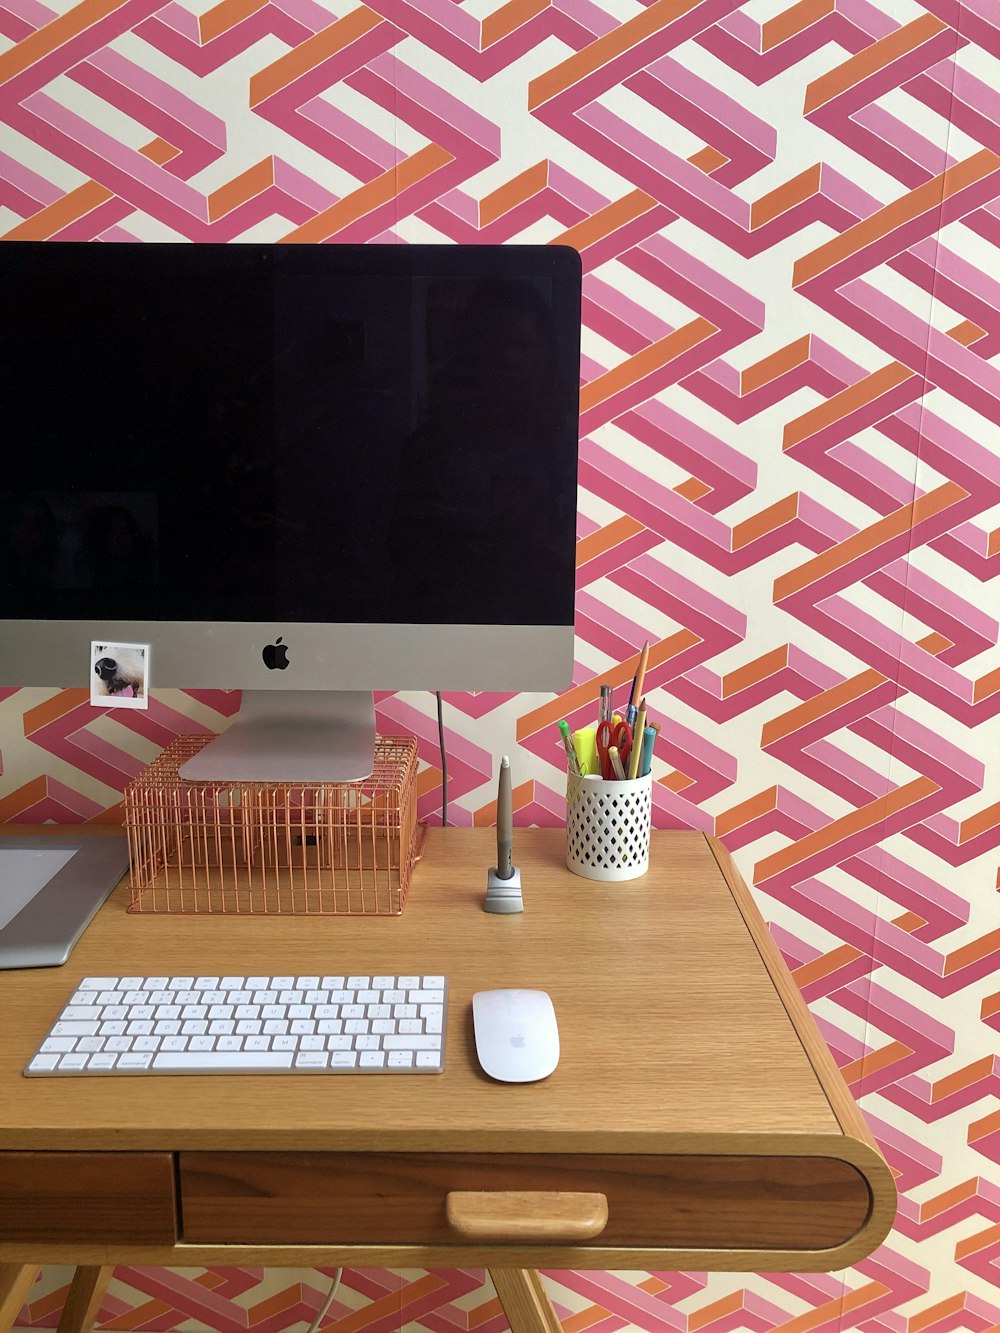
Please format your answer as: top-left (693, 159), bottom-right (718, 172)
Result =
top-left (2, 0), bottom-right (1000, 1326)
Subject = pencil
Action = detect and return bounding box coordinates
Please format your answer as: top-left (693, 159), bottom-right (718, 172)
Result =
top-left (632, 641), bottom-right (650, 707)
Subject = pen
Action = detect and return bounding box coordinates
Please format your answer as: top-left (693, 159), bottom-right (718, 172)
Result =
top-left (608, 745), bottom-right (627, 780)
top-left (557, 719), bottom-right (582, 775)
top-left (496, 755), bottom-right (513, 879)
top-left (599, 685), bottom-right (612, 724)
top-left (641, 725), bottom-right (655, 777)
top-left (628, 700), bottom-right (646, 779)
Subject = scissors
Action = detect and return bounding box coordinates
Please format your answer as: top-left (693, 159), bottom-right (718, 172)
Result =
top-left (596, 718), bottom-right (632, 779)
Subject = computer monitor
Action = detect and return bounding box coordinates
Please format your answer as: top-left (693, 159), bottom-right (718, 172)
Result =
top-left (0, 242), bottom-right (582, 781)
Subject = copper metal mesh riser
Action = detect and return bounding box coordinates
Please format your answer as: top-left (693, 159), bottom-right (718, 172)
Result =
top-left (125, 735), bottom-right (420, 915)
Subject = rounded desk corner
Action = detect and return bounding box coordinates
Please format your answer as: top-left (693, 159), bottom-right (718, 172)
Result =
top-left (841, 1138), bottom-right (898, 1263)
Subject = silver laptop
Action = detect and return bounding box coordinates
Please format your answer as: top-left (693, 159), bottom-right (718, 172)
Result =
top-left (0, 836), bottom-right (128, 968)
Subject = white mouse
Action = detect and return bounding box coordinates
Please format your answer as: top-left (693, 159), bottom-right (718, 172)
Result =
top-left (472, 989), bottom-right (559, 1083)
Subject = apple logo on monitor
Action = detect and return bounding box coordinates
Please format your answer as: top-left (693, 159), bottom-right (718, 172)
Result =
top-left (262, 636), bottom-right (289, 670)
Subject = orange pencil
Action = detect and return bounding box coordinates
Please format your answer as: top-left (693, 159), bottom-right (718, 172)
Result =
top-left (626, 641), bottom-right (650, 722)
top-left (633, 640), bottom-right (650, 703)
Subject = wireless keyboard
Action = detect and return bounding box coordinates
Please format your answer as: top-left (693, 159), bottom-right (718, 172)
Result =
top-left (25, 974), bottom-right (447, 1076)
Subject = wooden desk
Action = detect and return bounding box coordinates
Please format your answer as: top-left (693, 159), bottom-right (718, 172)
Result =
top-left (0, 828), bottom-right (895, 1333)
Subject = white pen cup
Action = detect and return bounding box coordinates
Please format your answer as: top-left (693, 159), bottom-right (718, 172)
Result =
top-left (565, 771), bottom-right (652, 882)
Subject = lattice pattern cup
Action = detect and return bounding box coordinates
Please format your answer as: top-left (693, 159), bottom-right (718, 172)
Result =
top-left (565, 772), bottom-right (652, 881)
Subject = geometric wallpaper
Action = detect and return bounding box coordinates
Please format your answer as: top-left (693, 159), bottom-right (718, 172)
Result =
top-left (2, 0), bottom-right (999, 1326)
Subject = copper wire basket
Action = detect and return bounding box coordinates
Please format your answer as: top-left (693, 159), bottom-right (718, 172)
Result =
top-left (125, 735), bottom-right (421, 915)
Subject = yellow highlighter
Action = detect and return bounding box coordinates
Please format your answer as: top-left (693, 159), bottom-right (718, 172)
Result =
top-left (573, 726), bottom-right (598, 776)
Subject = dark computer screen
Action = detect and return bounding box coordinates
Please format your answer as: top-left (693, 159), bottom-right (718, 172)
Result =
top-left (1, 243), bottom-right (581, 628)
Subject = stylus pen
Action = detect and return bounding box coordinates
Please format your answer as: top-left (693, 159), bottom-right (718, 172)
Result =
top-left (497, 755), bottom-right (514, 879)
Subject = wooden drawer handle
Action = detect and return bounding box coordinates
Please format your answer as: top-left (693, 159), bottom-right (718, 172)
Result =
top-left (445, 1191), bottom-right (608, 1241)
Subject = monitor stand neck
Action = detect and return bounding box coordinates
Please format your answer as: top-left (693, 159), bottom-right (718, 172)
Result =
top-left (177, 690), bottom-right (376, 784)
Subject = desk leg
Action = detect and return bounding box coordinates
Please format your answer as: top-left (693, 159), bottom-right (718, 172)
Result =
top-left (56, 1266), bottom-right (114, 1333)
top-left (0, 1264), bottom-right (41, 1333)
top-left (489, 1269), bottom-right (562, 1333)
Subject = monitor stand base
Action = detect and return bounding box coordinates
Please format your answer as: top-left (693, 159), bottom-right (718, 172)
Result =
top-left (177, 691), bottom-right (376, 784)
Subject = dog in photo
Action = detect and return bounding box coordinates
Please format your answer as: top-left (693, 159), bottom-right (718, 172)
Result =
top-left (92, 644), bottom-right (146, 701)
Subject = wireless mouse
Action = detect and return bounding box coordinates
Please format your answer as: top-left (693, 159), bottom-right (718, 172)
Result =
top-left (472, 989), bottom-right (559, 1083)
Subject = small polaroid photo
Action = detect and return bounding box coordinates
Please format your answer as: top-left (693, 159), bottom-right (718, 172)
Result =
top-left (91, 642), bottom-right (150, 710)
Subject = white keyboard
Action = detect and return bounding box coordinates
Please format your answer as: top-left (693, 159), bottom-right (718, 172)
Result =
top-left (25, 974), bottom-right (447, 1076)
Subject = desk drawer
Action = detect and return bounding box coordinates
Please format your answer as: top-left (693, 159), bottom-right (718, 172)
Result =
top-left (0, 1151), bottom-right (177, 1244)
top-left (179, 1152), bottom-right (870, 1250)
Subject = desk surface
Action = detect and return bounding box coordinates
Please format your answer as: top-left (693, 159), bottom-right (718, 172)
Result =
top-left (0, 827), bottom-right (896, 1271)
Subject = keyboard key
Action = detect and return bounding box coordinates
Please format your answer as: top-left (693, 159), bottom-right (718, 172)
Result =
top-left (28, 1054), bottom-right (62, 1072)
top-left (383, 1034), bottom-right (441, 1051)
top-left (153, 1051), bottom-right (294, 1070)
top-left (118, 1053), bottom-right (154, 1070)
top-left (295, 1051), bottom-right (328, 1068)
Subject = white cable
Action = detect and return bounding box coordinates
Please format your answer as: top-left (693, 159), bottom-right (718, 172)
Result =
top-left (305, 1267), bottom-right (343, 1333)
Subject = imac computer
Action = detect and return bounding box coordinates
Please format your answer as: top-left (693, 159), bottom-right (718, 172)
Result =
top-left (0, 242), bottom-right (582, 781)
